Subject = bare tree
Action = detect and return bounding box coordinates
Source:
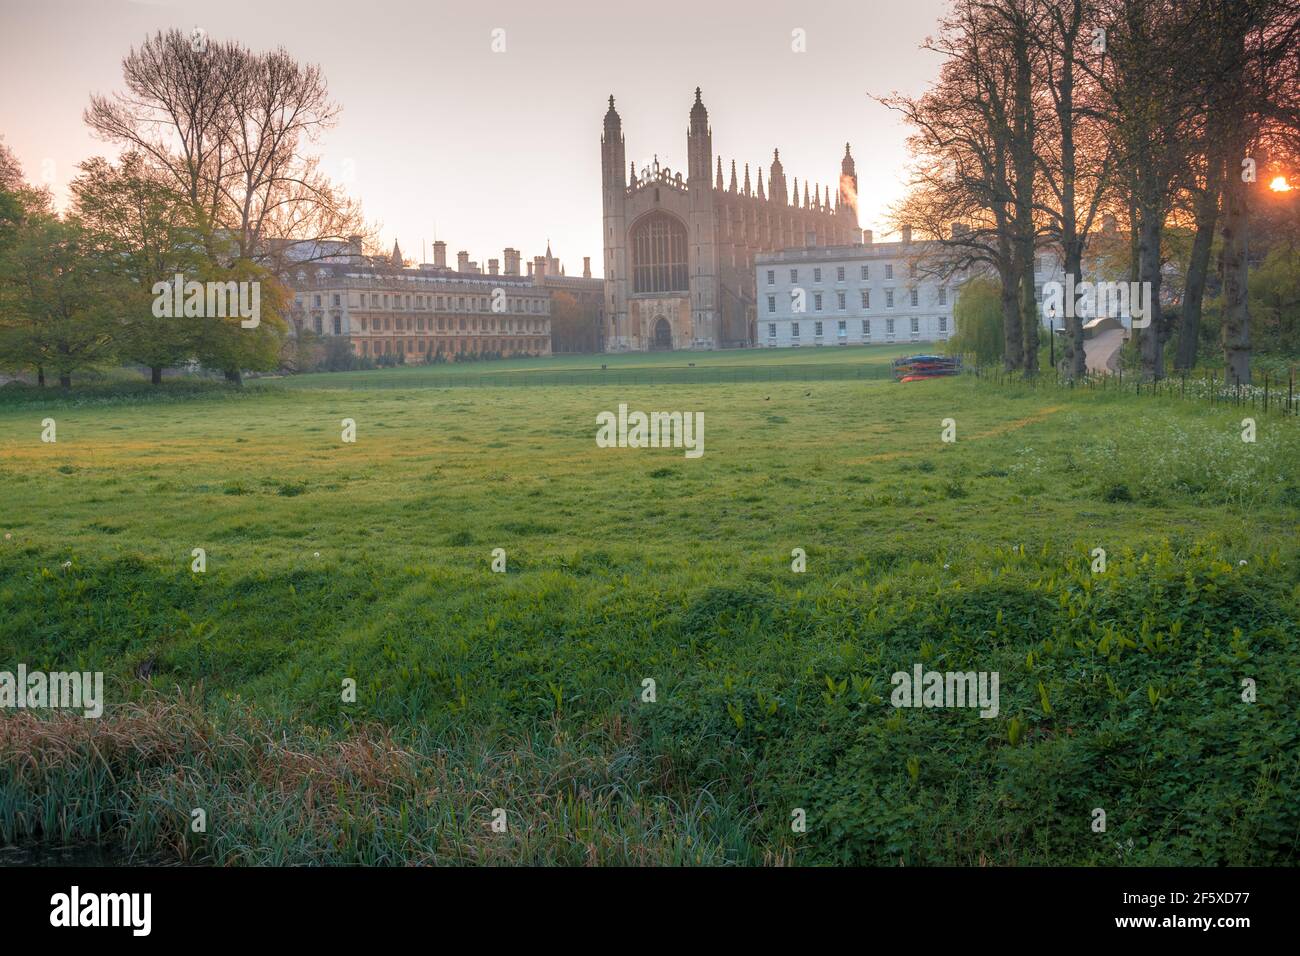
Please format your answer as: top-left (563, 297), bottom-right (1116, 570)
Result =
top-left (85, 30), bottom-right (369, 273)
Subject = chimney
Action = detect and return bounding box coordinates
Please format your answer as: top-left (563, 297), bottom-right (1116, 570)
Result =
top-left (862, 229), bottom-right (873, 245)
top-left (503, 248), bottom-right (520, 275)
top-left (534, 256), bottom-right (547, 279)
top-left (901, 224), bottom-right (913, 245)
top-left (347, 234), bottom-right (363, 257)
top-left (488, 258), bottom-right (499, 275)
top-left (456, 250), bottom-right (470, 272)
top-left (583, 256), bottom-right (591, 279)
top-left (433, 241), bottom-right (447, 268)
top-left (527, 261), bottom-right (534, 277)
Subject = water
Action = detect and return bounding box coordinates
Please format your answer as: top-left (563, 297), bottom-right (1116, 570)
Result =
top-left (0, 843), bottom-right (162, 867)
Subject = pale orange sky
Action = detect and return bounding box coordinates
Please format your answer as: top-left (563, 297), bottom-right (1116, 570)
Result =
top-left (0, 0), bottom-right (948, 276)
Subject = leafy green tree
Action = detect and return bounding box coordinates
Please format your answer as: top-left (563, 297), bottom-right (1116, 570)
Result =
top-left (950, 277), bottom-right (1005, 366)
top-left (1249, 244), bottom-right (1300, 356)
top-left (187, 258), bottom-right (289, 384)
top-left (0, 215), bottom-right (118, 387)
top-left (71, 153), bottom-right (204, 384)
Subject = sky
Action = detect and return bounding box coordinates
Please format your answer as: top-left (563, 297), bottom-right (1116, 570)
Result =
top-left (0, 0), bottom-right (950, 277)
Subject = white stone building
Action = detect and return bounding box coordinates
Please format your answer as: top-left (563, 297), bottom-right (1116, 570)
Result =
top-left (755, 227), bottom-right (957, 348)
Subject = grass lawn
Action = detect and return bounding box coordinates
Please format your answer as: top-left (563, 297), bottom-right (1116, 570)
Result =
top-left (0, 371), bottom-right (1297, 864)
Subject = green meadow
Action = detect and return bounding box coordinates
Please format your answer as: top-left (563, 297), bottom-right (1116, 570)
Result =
top-left (1, 353), bottom-right (1298, 865)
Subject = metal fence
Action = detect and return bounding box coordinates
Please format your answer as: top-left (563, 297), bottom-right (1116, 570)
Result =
top-left (967, 363), bottom-right (1300, 417)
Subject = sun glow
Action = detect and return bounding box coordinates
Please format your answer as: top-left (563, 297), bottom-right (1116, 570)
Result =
top-left (1269, 176), bottom-right (1294, 192)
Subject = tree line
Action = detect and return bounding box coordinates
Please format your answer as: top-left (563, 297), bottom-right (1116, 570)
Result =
top-left (0, 30), bottom-right (368, 387)
top-left (883, 0), bottom-right (1300, 383)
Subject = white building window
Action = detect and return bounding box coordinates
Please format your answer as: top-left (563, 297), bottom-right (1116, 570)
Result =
top-left (911, 316), bottom-right (920, 333)
top-left (814, 293), bottom-right (823, 312)
top-left (938, 287), bottom-right (947, 305)
top-left (767, 295), bottom-right (776, 313)
top-left (768, 323), bottom-right (776, 337)
top-left (886, 289), bottom-right (895, 308)
top-left (792, 322), bottom-right (800, 337)
top-left (862, 319), bottom-right (871, 339)
top-left (836, 266), bottom-right (845, 282)
top-left (814, 267), bottom-right (822, 283)
top-left (790, 268), bottom-right (798, 282)
top-left (814, 321), bottom-right (823, 337)
top-left (861, 289), bottom-right (870, 309)
top-left (939, 316), bottom-right (948, 333)
top-left (885, 264), bottom-right (894, 279)
top-left (767, 270), bottom-right (775, 285)
top-left (837, 291), bottom-right (846, 310)
top-left (861, 264), bottom-right (869, 280)
top-left (910, 288), bottom-right (919, 307)
top-left (837, 319), bottom-right (847, 337)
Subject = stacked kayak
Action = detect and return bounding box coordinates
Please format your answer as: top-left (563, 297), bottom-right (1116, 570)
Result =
top-left (892, 355), bottom-right (962, 382)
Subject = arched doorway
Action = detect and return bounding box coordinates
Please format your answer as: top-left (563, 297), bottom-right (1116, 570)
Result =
top-left (652, 317), bottom-right (673, 351)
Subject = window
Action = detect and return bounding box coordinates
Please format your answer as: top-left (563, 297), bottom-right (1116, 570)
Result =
top-left (887, 318), bottom-right (896, 334)
top-left (909, 262), bottom-right (918, 278)
top-left (837, 266), bottom-right (845, 282)
top-left (814, 293), bottom-right (823, 311)
top-left (860, 265), bottom-right (869, 280)
top-left (767, 270), bottom-right (775, 285)
top-left (792, 322), bottom-right (800, 337)
top-left (861, 289), bottom-right (870, 309)
top-left (814, 267), bottom-right (822, 283)
top-left (332, 294), bottom-right (341, 306)
top-left (862, 319), bottom-right (870, 337)
top-left (332, 316), bottom-right (341, 335)
top-left (630, 213), bottom-right (689, 293)
top-left (814, 321), bottom-right (823, 336)
top-left (767, 323), bottom-right (776, 337)
top-left (313, 295), bottom-right (322, 307)
top-left (313, 316), bottom-right (322, 333)
top-left (371, 318), bottom-right (380, 331)
top-left (790, 268), bottom-right (798, 282)
top-left (885, 264), bottom-right (894, 279)
top-left (837, 291), bottom-right (846, 311)
top-left (910, 288), bottom-right (919, 307)
top-left (938, 287), bottom-right (947, 306)
top-left (910, 316), bottom-right (920, 333)
top-left (767, 295), bottom-right (776, 313)
top-left (939, 316), bottom-right (948, 333)
top-left (886, 290), bottom-right (895, 308)
top-left (837, 320), bottom-right (847, 336)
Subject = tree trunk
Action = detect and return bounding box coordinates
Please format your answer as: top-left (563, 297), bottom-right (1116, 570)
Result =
top-left (1064, 248), bottom-right (1087, 378)
top-left (59, 373), bottom-right (71, 389)
top-left (1176, 163), bottom-right (1221, 371)
top-left (999, 256), bottom-right (1023, 371)
top-left (36, 365), bottom-right (45, 387)
top-left (1220, 158), bottom-right (1251, 385)
top-left (224, 368), bottom-right (243, 386)
top-left (151, 365), bottom-right (163, 385)
top-left (1019, 241), bottom-right (1039, 376)
top-left (1137, 204), bottom-right (1166, 381)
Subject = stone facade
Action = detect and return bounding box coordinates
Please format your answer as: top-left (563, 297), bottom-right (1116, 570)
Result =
top-left (601, 89), bottom-right (859, 351)
top-left (285, 240), bottom-right (553, 360)
top-left (756, 229), bottom-right (958, 348)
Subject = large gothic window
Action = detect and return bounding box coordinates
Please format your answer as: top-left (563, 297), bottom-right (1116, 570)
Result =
top-left (631, 213), bottom-right (688, 294)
